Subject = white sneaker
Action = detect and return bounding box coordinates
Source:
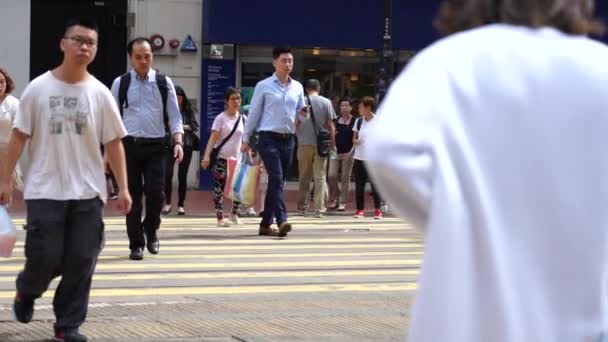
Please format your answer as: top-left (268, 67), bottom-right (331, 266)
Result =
top-left (381, 203), bottom-right (389, 213)
top-left (239, 207), bottom-right (257, 217)
top-left (217, 219), bottom-right (230, 227)
top-left (337, 204), bottom-right (346, 212)
top-left (161, 204), bottom-right (171, 215)
top-left (230, 214), bottom-right (242, 225)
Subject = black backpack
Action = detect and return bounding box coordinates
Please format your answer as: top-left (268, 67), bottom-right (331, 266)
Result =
top-left (118, 72), bottom-right (170, 133)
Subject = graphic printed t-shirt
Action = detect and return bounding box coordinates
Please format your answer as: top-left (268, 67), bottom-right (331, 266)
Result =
top-left (15, 71), bottom-right (127, 202)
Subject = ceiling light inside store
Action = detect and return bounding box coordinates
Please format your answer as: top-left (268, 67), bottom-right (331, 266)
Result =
top-left (312, 48), bottom-right (321, 55)
top-left (307, 68), bottom-right (317, 72)
top-left (350, 74), bottom-right (359, 81)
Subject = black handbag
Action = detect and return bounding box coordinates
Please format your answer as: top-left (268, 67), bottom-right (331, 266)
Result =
top-left (208, 114), bottom-right (242, 168)
top-left (307, 95), bottom-right (332, 157)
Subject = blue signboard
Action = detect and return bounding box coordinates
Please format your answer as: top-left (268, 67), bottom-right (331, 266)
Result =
top-left (199, 58), bottom-right (236, 190)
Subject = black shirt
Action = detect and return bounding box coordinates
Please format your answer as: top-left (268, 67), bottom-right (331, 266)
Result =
top-left (334, 116), bottom-right (356, 154)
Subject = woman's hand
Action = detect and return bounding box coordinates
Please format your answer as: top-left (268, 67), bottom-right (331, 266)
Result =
top-left (201, 158), bottom-right (210, 170)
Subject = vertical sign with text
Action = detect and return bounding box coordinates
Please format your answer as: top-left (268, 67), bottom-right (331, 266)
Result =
top-left (200, 58), bottom-right (236, 190)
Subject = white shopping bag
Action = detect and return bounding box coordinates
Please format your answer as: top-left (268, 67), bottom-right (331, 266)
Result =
top-left (0, 206), bottom-right (17, 257)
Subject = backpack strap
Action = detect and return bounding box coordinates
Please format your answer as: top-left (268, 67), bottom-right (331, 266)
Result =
top-left (118, 72), bottom-right (131, 117)
top-left (356, 117), bottom-right (363, 131)
top-left (155, 73), bottom-right (169, 133)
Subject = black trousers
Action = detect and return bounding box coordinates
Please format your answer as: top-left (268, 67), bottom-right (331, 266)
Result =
top-left (124, 140), bottom-right (167, 250)
top-left (164, 147), bottom-right (193, 207)
top-left (17, 198), bottom-right (104, 332)
top-left (353, 159), bottom-right (381, 211)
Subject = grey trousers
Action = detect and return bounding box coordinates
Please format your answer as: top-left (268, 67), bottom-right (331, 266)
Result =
top-left (16, 198), bottom-right (104, 332)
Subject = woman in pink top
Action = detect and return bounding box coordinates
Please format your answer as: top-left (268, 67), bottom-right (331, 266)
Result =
top-left (201, 87), bottom-right (245, 227)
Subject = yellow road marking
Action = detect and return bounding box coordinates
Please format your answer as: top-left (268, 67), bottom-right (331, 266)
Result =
top-left (0, 282), bottom-right (417, 299)
top-left (0, 259), bottom-right (420, 272)
top-left (0, 251), bottom-right (423, 263)
top-left (11, 217), bottom-right (406, 224)
top-left (0, 269), bottom-right (419, 282)
top-left (99, 225), bottom-right (410, 231)
top-left (7, 243), bottom-right (425, 254)
top-left (13, 237), bottom-right (422, 247)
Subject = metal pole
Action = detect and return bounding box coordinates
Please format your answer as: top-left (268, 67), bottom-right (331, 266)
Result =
top-left (376, 0), bottom-right (393, 104)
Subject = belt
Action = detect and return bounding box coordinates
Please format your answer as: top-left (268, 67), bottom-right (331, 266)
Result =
top-left (259, 131), bottom-right (294, 140)
top-left (123, 136), bottom-right (166, 145)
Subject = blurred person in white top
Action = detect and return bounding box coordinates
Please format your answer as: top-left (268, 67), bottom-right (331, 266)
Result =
top-left (364, 1), bottom-right (608, 341)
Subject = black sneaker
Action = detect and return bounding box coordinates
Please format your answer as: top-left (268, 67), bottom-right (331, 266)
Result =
top-left (13, 292), bottom-right (34, 323)
top-left (53, 329), bottom-right (88, 342)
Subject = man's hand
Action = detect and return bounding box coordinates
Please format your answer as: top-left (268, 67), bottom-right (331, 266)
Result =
top-left (299, 105), bottom-right (311, 118)
top-left (174, 144), bottom-right (184, 163)
top-left (0, 181), bottom-right (12, 207)
top-left (116, 191), bottom-right (133, 215)
top-left (241, 143), bottom-right (251, 153)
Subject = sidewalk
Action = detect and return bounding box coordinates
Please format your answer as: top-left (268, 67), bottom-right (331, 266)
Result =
top-left (5, 187), bottom-right (368, 218)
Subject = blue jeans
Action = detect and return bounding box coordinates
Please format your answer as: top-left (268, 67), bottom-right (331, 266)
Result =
top-left (257, 133), bottom-right (295, 226)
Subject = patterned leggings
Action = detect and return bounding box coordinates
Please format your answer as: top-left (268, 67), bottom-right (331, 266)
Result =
top-left (212, 158), bottom-right (241, 220)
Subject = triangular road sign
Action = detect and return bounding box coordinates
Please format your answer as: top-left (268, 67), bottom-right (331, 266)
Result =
top-left (181, 34), bottom-right (198, 52)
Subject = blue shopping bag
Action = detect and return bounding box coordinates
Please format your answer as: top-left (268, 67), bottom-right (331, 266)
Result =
top-left (0, 206), bottom-right (17, 257)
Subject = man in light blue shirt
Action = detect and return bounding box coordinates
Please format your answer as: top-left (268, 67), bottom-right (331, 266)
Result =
top-left (110, 37), bottom-right (184, 260)
top-left (242, 46), bottom-right (308, 237)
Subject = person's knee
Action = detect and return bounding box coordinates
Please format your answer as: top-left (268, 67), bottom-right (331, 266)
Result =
top-left (23, 222), bottom-right (64, 269)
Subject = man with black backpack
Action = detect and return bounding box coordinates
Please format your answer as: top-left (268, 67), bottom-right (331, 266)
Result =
top-left (110, 37), bottom-right (184, 261)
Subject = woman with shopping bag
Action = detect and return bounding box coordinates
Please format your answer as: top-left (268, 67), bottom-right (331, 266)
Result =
top-left (0, 67), bottom-right (23, 194)
top-left (201, 87), bottom-right (245, 227)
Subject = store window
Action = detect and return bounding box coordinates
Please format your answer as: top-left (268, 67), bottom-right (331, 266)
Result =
top-left (238, 45), bottom-right (414, 180)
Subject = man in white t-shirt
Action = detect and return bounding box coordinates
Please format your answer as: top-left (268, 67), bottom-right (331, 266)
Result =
top-left (0, 18), bottom-right (131, 342)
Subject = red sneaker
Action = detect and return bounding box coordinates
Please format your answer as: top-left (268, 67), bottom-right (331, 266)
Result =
top-left (353, 210), bottom-right (364, 218)
top-left (373, 209), bottom-right (383, 220)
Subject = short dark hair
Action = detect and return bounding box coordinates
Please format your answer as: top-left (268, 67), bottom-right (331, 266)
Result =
top-left (339, 98), bottom-right (352, 106)
top-left (224, 86), bottom-right (241, 102)
top-left (435, 0), bottom-right (604, 36)
top-left (272, 46), bottom-right (292, 59)
top-left (127, 37), bottom-right (152, 56)
top-left (360, 96), bottom-right (376, 111)
top-left (64, 17), bottom-right (99, 36)
top-left (0, 67), bottom-right (15, 94)
top-left (305, 79), bottom-right (321, 92)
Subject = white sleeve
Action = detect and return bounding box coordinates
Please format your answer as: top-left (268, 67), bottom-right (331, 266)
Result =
top-left (363, 53), bottom-right (451, 230)
top-left (14, 85), bottom-right (36, 136)
top-left (100, 88), bottom-right (128, 145)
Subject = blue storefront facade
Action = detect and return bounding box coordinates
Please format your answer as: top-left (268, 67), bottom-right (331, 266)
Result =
top-left (199, 0), bottom-right (608, 188)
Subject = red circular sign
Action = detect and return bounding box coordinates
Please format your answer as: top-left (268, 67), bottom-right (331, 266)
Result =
top-left (169, 39), bottom-right (180, 49)
top-left (150, 34), bottom-right (165, 51)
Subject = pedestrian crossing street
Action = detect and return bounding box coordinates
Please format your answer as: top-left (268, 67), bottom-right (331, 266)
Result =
top-left (0, 215), bottom-right (423, 304)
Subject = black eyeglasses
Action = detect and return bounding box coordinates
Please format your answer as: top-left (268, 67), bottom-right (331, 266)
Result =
top-left (64, 36), bottom-right (97, 48)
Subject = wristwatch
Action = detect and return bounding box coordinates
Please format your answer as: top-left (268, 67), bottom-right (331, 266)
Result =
top-left (174, 141), bottom-right (183, 146)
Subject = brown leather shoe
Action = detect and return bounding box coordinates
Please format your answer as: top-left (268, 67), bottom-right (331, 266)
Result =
top-left (278, 222), bottom-right (292, 237)
top-left (259, 224), bottom-right (279, 236)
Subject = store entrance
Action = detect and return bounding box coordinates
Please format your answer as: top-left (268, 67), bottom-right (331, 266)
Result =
top-left (30, 0), bottom-right (128, 87)
top-left (238, 46), bottom-right (413, 181)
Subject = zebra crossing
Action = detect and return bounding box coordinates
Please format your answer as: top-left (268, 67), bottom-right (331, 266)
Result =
top-left (0, 215), bottom-right (421, 341)
top-left (0, 215), bottom-right (421, 302)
